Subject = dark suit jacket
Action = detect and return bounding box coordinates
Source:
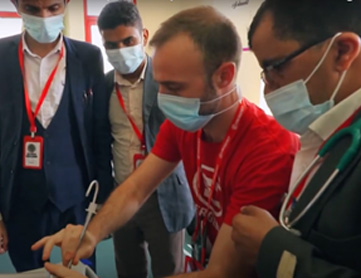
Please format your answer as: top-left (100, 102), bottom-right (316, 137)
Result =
top-left (256, 112), bottom-right (361, 277)
top-left (106, 56), bottom-right (195, 233)
top-left (0, 35), bottom-right (113, 221)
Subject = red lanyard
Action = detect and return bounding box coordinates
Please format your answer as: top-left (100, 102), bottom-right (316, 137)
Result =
top-left (115, 83), bottom-right (145, 147)
top-left (18, 40), bottom-right (65, 137)
top-left (192, 101), bottom-right (244, 263)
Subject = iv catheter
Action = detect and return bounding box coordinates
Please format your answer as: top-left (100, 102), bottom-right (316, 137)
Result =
top-left (67, 180), bottom-right (99, 268)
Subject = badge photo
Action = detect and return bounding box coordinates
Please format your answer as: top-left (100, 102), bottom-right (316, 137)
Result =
top-left (23, 135), bottom-right (44, 170)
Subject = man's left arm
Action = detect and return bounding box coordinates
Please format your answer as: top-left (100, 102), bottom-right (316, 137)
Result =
top-left (90, 48), bottom-right (113, 202)
top-left (169, 224), bottom-right (255, 278)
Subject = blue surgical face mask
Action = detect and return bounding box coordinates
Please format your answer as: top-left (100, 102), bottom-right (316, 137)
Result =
top-left (22, 13), bottom-right (64, 43)
top-left (106, 43), bottom-right (144, 74)
top-left (157, 86), bottom-right (239, 132)
top-left (265, 33), bottom-right (347, 135)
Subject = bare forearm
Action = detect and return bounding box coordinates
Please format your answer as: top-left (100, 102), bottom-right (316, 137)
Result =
top-left (88, 177), bottom-right (151, 243)
top-left (87, 154), bottom-right (178, 244)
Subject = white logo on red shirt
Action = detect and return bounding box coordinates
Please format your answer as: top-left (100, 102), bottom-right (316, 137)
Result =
top-left (192, 164), bottom-right (223, 219)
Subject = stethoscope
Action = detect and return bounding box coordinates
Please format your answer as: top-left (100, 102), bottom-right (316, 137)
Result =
top-left (279, 117), bottom-right (361, 236)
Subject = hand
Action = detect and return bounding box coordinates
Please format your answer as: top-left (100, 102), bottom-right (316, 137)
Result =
top-left (231, 205), bottom-right (279, 266)
top-left (0, 220), bottom-right (8, 254)
top-left (44, 262), bottom-right (87, 278)
top-left (31, 224), bottom-right (97, 266)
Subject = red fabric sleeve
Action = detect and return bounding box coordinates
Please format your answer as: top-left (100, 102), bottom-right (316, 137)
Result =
top-left (151, 119), bottom-right (182, 163)
top-left (222, 107), bottom-right (298, 226)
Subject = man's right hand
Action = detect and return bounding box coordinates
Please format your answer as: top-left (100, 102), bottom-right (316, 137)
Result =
top-left (31, 224), bottom-right (97, 266)
top-left (0, 221), bottom-right (8, 254)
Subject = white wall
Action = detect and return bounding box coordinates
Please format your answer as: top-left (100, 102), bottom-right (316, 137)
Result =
top-left (64, 0), bottom-right (265, 106)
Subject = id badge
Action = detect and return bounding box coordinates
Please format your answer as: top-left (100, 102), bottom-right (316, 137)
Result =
top-left (133, 152), bottom-right (146, 170)
top-left (23, 135), bottom-right (43, 170)
top-left (184, 255), bottom-right (204, 272)
top-left (186, 217), bottom-right (208, 272)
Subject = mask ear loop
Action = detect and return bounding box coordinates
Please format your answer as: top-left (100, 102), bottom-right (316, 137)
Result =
top-left (305, 32), bottom-right (342, 84)
top-left (330, 69), bottom-right (348, 102)
top-left (200, 85), bottom-right (238, 105)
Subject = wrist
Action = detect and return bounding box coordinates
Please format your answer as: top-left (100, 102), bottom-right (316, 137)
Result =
top-left (87, 224), bottom-right (102, 247)
top-left (0, 213), bottom-right (3, 221)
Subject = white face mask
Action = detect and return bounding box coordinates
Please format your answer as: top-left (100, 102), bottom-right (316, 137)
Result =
top-left (106, 43), bottom-right (144, 74)
top-left (157, 86), bottom-right (239, 132)
top-left (22, 13), bottom-right (64, 43)
top-left (265, 33), bottom-right (347, 135)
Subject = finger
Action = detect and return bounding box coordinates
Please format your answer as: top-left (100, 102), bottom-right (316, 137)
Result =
top-left (232, 212), bottom-right (246, 227)
top-left (241, 205), bottom-right (264, 216)
top-left (0, 236), bottom-right (5, 254)
top-left (2, 233), bottom-right (8, 253)
top-left (33, 229), bottom-right (65, 261)
top-left (31, 235), bottom-right (51, 251)
top-left (61, 225), bottom-right (84, 266)
top-left (44, 262), bottom-right (71, 277)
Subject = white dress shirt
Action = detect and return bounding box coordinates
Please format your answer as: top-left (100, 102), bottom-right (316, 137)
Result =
top-left (22, 32), bottom-right (66, 129)
top-left (290, 88), bottom-right (361, 191)
top-left (109, 60), bottom-right (147, 184)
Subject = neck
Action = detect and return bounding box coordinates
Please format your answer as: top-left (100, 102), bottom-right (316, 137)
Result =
top-left (121, 58), bottom-right (146, 84)
top-left (202, 90), bottom-right (240, 143)
top-left (25, 32), bottom-right (60, 58)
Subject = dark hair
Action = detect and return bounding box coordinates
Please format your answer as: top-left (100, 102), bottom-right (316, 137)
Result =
top-left (97, 1), bottom-right (143, 31)
top-left (150, 6), bottom-right (241, 82)
top-left (248, 0), bottom-right (361, 48)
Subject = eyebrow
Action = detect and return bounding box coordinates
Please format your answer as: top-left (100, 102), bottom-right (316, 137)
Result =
top-left (105, 36), bottom-right (134, 44)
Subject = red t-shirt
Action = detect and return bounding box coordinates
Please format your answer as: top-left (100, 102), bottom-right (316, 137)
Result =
top-left (152, 98), bottom-right (299, 244)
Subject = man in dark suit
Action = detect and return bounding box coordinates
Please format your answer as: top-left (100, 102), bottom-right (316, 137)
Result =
top-left (0, 0), bottom-right (113, 272)
top-left (232, 0), bottom-right (361, 277)
top-left (99, 2), bottom-right (195, 277)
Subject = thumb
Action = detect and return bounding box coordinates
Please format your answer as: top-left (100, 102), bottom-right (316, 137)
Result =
top-left (241, 205), bottom-right (264, 216)
top-left (45, 262), bottom-right (70, 277)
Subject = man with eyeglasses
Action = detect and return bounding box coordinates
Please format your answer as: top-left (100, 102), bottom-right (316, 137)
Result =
top-left (232, 0), bottom-right (361, 277)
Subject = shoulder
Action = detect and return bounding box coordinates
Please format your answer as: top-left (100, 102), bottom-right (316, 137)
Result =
top-left (105, 69), bottom-right (114, 82)
top-left (105, 70), bottom-right (115, 92)
top-left (0, 34), bottom-right (20, 49)
top-left (239, 98), bottom-right (299, 151)
top-left (64, 37), bottom-right (102, 57)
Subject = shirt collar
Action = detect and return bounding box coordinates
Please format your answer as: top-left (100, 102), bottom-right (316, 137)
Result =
top-left (305, 87), bottom-right (361, 141)
top-left (114, 57), bottom-right (147, 87)
top-left (22, 32), bottom-right (64, 58)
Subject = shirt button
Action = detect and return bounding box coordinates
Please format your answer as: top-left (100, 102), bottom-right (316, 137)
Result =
top-left (10, 170), bottom-right (14, 175)
top-left (46, 161), bottom-right (51, 165)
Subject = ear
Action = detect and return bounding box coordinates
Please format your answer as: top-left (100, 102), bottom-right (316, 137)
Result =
top-left (334, 32), bottom-right (361, 71)
top-left (212, 62), bottom-right (237, 90)
top-left (142, 28), bottom-right (149, 47)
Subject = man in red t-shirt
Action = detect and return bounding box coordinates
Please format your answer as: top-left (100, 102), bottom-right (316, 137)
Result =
top-left (152, 98), bottom-right (298, 247)
top-left (33, 6), bottom-right (299, 278)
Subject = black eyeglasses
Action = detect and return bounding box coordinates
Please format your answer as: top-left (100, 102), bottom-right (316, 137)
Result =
top-left (261, 37), bottom-right (331, 85)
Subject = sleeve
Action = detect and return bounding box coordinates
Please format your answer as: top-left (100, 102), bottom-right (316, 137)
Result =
top-left (151, 120), bottom-right (182, 163)
top-left (91, 47), bottom-right (114, 203)
top-left (256, 226), bottom-right (361, 278)
top-left (223, 131), bottom-right (297, 226)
